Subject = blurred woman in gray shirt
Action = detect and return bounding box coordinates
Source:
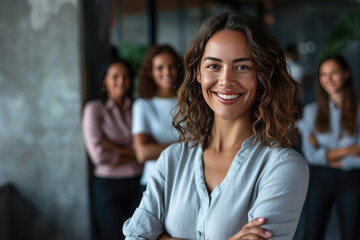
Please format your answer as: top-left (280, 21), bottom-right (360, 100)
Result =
top-left (298, 54), bottom-right (360, 239)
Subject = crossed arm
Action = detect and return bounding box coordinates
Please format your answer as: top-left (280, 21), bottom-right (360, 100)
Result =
top-left (158, 218), bottom-right (272, 240)
top-left (133, 133), bottom-right (174, 164)
top-left (307, 134), bottom-right (360, 168)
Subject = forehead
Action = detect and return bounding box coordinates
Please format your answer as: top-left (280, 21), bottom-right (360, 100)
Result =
top-left (108, 62), bottom-right (128, 73)
top-left (203, 29), bottom-right (250, 59)
top-left (320, 59), bottom-right (341, 71)
top-left (152, 52), bottom-right (176, 65)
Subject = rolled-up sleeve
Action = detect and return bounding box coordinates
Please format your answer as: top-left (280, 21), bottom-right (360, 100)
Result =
top-left (342, 155), bottom-right (360, 170)
top-left (298, 104), bottom-right (328, 166)
top-left (123, 151), bottom-right (167, 239)
top-left (301, 130), bottom-right (328, 166)
top-left (342, 114), bottom-right (360, 170)
top-left (248, 151), bottom-right (309, 240)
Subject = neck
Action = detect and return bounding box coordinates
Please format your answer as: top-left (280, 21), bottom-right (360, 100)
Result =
top-left (156, 88), bottom-right (174, 98)
top-left (329, 91), bottom-right (343, 108)
top-left (207, 115), bottom-right (253, 152)
top-left (110, 96), bottom-right (125, 109)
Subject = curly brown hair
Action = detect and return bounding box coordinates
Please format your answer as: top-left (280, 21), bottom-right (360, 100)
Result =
top-left (138, 44), bottom-right (183, 98)
top-left (315, 54), bottom-right (357, 135)
top-left (173, 12), bottom-right (301, 148)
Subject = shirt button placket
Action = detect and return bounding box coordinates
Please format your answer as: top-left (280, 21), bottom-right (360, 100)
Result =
top-left (197, 230), bottom-right (204, 240)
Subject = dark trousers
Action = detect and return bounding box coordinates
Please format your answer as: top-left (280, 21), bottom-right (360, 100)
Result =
top-left (305, 166), bottom-right (360, 240)
top-left (94, 176), bottom-right (141, 240)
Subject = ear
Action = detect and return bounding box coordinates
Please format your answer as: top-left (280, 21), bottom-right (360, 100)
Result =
top-left (344, 70), bottom-right (350, 80)
top-left (196, 68), bottom-right (201, 84)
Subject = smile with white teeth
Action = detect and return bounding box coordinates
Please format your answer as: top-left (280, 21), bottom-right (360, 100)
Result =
top-left (162, 76), bottom-right (172, 82)
top-left (217, 93), bottom-right (241, 100)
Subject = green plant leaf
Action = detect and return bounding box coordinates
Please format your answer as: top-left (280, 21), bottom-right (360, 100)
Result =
top-left (322, 11), bottom-right (360, 57)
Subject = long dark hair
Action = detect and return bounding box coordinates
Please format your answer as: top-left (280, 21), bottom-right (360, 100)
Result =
top-left (315, 54), bottom-right (357, 135)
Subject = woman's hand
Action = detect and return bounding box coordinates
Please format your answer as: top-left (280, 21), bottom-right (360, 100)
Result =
top-left (347, 144), bottom-right (360, 156)
top-left (227, 218), bottom-right (272, 240)
top-left (326, 144), bottom-right (360, 168)
top-left (101, 139), bottom-right (118, 152)
top-left (307, 134), bottom-right (319, 148)
top-left (100, 139), bottom-right (136, 164)
top-left (157, 218), bottom-right (271, 240)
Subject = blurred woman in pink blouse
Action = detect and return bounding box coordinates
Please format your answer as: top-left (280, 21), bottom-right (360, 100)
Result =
top-left (82, 58), bottom-right (142, 240)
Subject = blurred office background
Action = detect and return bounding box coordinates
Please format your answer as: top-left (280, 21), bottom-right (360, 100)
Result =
top-left (0, 0), bottom-right (359, 239)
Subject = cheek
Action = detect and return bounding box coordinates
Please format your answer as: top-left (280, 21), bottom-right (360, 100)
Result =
top-left (152, 69), bottom-right (159, 78)
top-left (104, 78), bottom-right (112, 86)
top-left (335, 75), bottom-right (345, 85)
top-left (319, 78), bottom-right (327, 89)
top-left (125, 79), bottom-right (131, 90)
top-left (201, 72), bottom-right (218, 87)
top-left (246, 80), bottom-right (258, 103)
top-left (171, 69), bottom-right (178, 78)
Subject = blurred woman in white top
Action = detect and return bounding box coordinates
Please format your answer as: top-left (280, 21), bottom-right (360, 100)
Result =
top-left (132, 44), bottom-right (183, 189)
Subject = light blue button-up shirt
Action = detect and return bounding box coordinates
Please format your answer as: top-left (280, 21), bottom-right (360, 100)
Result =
top-left (297, 101), bottom-right (360, 170)
top-left (123, 135), bottom-right (309, 240)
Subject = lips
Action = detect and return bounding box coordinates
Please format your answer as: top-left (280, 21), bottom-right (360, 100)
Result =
top-left (161, 76), bottom-right (172, 83)
top-left (215, 92), bottom-right (243, 104)
top-left (217, 93), bottom-right (240, 100)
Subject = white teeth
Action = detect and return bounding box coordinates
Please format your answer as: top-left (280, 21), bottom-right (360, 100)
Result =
top-left (217, 93), bottom-right (240, 99)
top-left (162, 77), bottom-right (171, 81)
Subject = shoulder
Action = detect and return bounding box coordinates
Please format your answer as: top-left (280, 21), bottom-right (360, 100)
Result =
top-left (84, 99), bottom-right (103, 109)
top-left (161, 142), bottom-right (196, 159)
top-left (260, 145), bottom-right (308, 176)
top-left (152, 97), bottom-right (178, 107)
top-left (271, 147), bottom-right (305, 164)
top-left (132, 98), bottom-right (147, 113)
top-left (157, 142), bottom-right (199, 167)
top-left (249, 141), bottom-right (307, 170)
top-left (133, 97), bottom-right (153, 110)
top-left (83, 99), bottom-right (105, 115)
top-left (303, 102), bottom-right (317, 115)
top-left (247, 144), bottom-right (309, 191)
top-left (300, 102), bottom-right (317, 127)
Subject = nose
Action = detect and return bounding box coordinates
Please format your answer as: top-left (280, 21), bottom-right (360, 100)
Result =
top-left (324, 74), bottom-right (333, 82)
top-left (163, 66), bottom-right (171, 75)
top-left (118, 76), bottom-right (125, 85)
top-left (219, 67), bottom-right (235, 87)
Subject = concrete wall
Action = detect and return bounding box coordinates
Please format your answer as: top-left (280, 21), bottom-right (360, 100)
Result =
top-left (0, 0), bottom-right (89, 239)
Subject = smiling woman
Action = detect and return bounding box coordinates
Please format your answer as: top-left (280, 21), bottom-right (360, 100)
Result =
top-left (124, 12), bottom-right (309, 240)
top-left (131, 44), bottom-right (183, 190)
top-left (298, 55), bottom-right (360, 239)
top-left (198, 30), bottom-right (257, 122)
top-left (82, 58), bottom-right (142, 240)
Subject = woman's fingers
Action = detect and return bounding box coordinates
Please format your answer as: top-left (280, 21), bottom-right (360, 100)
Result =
top-left (307, 134), bottom-right (319, 147)
top-left (228, 218), bottom-right (272, 240)
top-left (238, 233), bottom-right (271, 240)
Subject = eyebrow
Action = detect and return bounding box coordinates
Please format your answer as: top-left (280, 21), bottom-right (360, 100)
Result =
top-left (203, 57), bottom-right (253, 63)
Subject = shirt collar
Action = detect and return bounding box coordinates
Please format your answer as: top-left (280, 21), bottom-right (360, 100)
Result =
top-left (329, 100), bottom-right (340, 111)
top-left (105, 97), bottom-right (132, 111)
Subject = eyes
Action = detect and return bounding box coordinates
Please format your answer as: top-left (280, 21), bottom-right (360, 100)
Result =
top-left (111, 74), bottom-right (130, 81)
top-left (320, 70), bottom-right (339, 78)
top-left (205, 63), bottom-right (251, 71)
top-left (155, 64), bottom-right (176, 71)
